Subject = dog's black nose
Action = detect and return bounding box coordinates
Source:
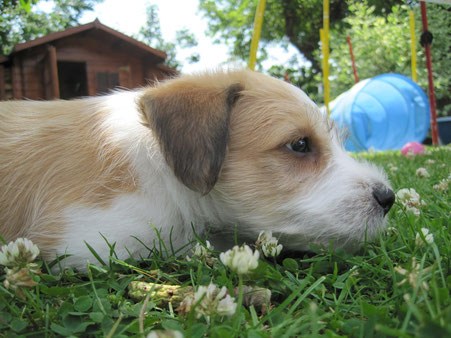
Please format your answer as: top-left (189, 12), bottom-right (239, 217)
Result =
top-left (372, 186), bottom-right (395, 215)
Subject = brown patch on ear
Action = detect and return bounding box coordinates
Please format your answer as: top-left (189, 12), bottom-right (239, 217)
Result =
top-left (140, 80), bottom-right (243, 194)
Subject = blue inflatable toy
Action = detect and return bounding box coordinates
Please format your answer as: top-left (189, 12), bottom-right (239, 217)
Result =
top-left (329, 73), bottom-right (430, 151)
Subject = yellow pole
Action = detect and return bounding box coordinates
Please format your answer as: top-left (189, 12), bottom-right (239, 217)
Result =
top-left (323, 0), bottom-right (330, 116)
top-left (320, 29), bottom-right (327, 110)
top-left (249, 0), bottom-right (266, 71)
top-left (409, 10), bottom-right (417, 82)
top-left (320, 29), bottom-right (325, 73)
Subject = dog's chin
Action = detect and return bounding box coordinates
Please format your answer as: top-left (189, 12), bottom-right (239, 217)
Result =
top-left (205, 210), bottom-right (388, 256)
top-left (277, 211), bottom-right (388, 254)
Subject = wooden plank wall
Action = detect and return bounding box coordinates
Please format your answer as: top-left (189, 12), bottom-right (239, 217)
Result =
top-left (0, 65), bottom-right (4, 99)
top-left (5, 31), bottom-right (171, 100)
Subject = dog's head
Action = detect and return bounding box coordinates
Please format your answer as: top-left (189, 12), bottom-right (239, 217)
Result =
top-left (139, 70), bottom-right (395, 251)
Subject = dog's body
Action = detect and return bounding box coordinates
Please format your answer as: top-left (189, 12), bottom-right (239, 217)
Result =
top-left (0, 70), bottom-right (394, 269)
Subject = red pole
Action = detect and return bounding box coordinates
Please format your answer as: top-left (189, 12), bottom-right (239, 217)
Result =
top-left (420, 2), bottom-right (439, 146)
top-left (346, 35), bottom-right (359, 83)
top-left (284, 72), bottom-right (291, 83)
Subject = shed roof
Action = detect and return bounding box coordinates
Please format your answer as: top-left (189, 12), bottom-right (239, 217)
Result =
top-left (2, 19), bottom-right (171, 66)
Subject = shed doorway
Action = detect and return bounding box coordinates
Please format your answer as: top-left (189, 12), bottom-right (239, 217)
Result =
top-left (57, 61), bottom-right (88, 99)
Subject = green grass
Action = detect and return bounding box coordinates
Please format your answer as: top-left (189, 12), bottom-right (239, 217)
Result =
top-left (1, 146), bottom-right (450, 337)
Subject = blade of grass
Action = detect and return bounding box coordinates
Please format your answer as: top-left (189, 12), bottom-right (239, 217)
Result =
top-left (110, 256), bottom-right (157, 279)
top-left (254, 276), bottom-right (325, 329)
top-left (86, 262), bottom-right (106, 315)
top-left (84, 241), bottom-right (107, 266)
top-left (286, 276), bottom-right (326, 317)
top-left (106, 312), bottom-right (124, 338)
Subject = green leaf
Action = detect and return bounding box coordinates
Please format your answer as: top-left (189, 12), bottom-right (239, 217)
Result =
top-left (361, 301), bottom-right (380, 317)
top-left (19, 0), bottom-right (32, 12)
top-left (210, 325), bottom-right (234, 337)
top-left (438, 288), bottom-right (449, 303)
top-left (101, 315), bottom-right (114, 335)
top-left (74, 295), bottom-right (93, 312)
top-left (62, 315), bottom-right (82, 331)
top-left (332, 281), bottom-right (345, 289)
top-left (58, 301), bottom-right (74, 319)
top-left (10, 318), bottom-right (27, 332)
top-left (89, 312), bottom-right (104, 323)
top-left (282, 258), bottom-right (299, 271)
top-left (342, 318), bottom-right (364, 335)
top-left (189, 323), bottom-right (207, 338)
top-left (60, 315), bottom-right (94, 334)
top-left (161, 319), bottom-right (183, 332)
top-left (247, 329), bottom-right (265, 338)
top-left (74, 321), bottom-right (94, 333)
top-left (40, 273), bottom-right (60, 283)
top-left (41, 285), bottom-right (72, 296)
top-left (51, 323), bottom-right (73, 336)
top-left (93, 297), bottom-right (112, 314)
top-left (0, 311), bottom-right (12, 325)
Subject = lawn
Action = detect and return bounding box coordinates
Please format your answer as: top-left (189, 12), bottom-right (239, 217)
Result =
top-left (0, 146), bottom-right (450, 337)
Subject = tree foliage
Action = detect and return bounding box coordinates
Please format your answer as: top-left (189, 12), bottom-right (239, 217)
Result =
top-left (0, 0), bottom-right (101, 55)
top-left (198, 0), bottom-right (402, 73)
top-left (329, 2), bottom-right (450, 116)
top-left (199, 0), bottom-right (449, 115)
top-left (329, 3), bottom-right (412, 99)
top-left (137, 4), bottom-right (199, 70)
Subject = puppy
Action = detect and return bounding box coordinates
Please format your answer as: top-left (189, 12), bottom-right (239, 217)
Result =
top-left (0, 70), bottom-right (394, 269)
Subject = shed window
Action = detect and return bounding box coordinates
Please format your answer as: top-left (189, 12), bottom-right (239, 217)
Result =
top-left (96, 72), bottom-right (119, 94)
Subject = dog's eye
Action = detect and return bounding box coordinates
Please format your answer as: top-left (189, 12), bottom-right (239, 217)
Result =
top-left (286, 137), bottom-right (310, 153)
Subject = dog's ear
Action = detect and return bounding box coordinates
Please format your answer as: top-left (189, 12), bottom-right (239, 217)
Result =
top-left (140, 80), bottom-right (243, 195)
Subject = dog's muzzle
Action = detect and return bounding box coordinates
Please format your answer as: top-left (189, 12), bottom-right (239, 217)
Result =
top-left (372, 185), bottom-right (395, 215)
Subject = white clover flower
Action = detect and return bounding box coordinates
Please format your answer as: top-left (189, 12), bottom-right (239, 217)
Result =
top-left (415, 228), bottom-right (434, 247)
top-left (0, 238), bottom-right (40, 268)
top-left (216, 294), bottom-right (238, 316)
top-left (416, 168), bottom-right (430, 178)
top-left (192, 240), bottom-right (213, 258)
top-left (147, 330), bottom-right (183, 338)
top-left (256, 231), bottom-right (283, 258)
top-left (426, 159), bottom-right (435, 164)
top-left (433, 179), bottom-right (448, 192)
top-left (177, 283), bottom-right (237, 322)
top-left (387, 163), bottom-right (399, 172)
top-left (220, 245), bottom-right (259, 274)
top-left (395, 258), bottom-right (432, 291)
top-left (405, 206), bottom-right (420, 217)
top-left (349, 266), bottom-right (359, 278)
top-left (309, 301), bottom-right (318, 313)
top-left (396, 188), bottom-right (424, 216)
top-left (396, 188), bottom-right (419, 203)
top-left (187, 240), bottom-right (216, 266)
top-left (386, 226), bottom-right (398, 235)
top-left (194, 283), bottom-right (218, 303)
top-left (3, 267), bottom-right (38, 291)
top-left (405, 149), bottom-right (415, 158)
top-left (262, 242), bottom-right (283, 258)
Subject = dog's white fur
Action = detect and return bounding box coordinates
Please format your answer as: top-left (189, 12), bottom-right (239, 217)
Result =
top-left (0, 70), bottom-right (392, 270)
